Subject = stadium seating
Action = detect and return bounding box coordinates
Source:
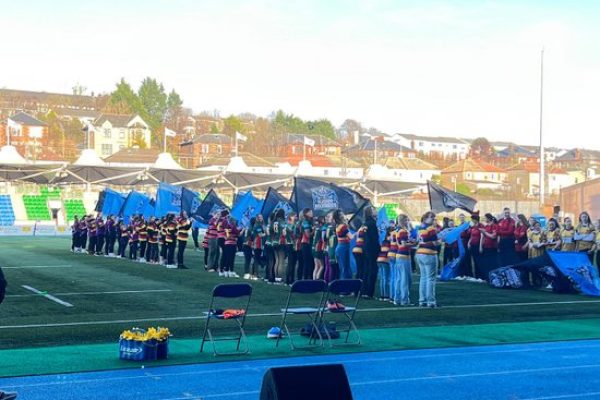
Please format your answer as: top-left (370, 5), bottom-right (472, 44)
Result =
top-left (64, 199), bottom-right (87, 221)
top-left (22, 188), bottom-right (62, 221)
top-left (0, 195), bottom-right (16, 226)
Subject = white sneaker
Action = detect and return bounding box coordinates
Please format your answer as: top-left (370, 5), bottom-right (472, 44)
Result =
top-left (243, 274), bottom-right (251, 279)
top-left (275, 277), bottom-right (283, 282)
top-left (166, 264), bottom-right (177, 269)
top-left (218, 271), bottom-right (225, 277)
top-left (230, 272), bottom-right (240, 278)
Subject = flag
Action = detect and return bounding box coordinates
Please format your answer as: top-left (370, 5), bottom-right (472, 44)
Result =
top-left (547, 251), bottom-right (600, 296)
top-left (154, 182), bottom-right (182, 217)
top-left (377, 207), bottom-right (390, 244)
top-left (348, 201), bottom-right (371, 232)
top-left (181, 187), bottom-right (201, 220)
top-left (293, 177), bottom-right (368, 217)
top-left (440, 222), bottom-right (471, 281)
top-left (119, 191), bottom-right (154, 223)
top-left (101, 188), bottom-right (126, 216)
top-left (186, 189), bottom-right (228, 225)
top-left (231, 191), bottom-right (263, 228)
top-left (94, 190), bottom-right (106, 213)
top-left (164, 127), bottom-right (176, 137)
top-left (260, 187), bottom-right (294, 219)
top-left (427, 181), bottom-right (477, 214)
top-left (235, 131), bottom-right (247, 142)
top-left (303, 136), bottom-right (315, 147)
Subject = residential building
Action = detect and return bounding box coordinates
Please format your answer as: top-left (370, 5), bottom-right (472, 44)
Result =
top-left (89, 114), bottom-right (152, 157)
top-left (343, 138), bottom-right (417, 161)
top-left (179, 133), bottom-right (234, 168)
top-left (390, 133), bottom-right (469, 160)
top-left (506, 162), bottom-right (577, 197)
top-left (3, 112), bottom-right (49, 160)
top-left (0, 88), bottom-right (106, 116)
top-left (103, 148), bottom-right (161, 167)
top-left (277, 133), bottom-right (342, 158)
top-left (554, 148), bottom-right (600, 170)
top-left (441, 159), bottom-right (506, 191)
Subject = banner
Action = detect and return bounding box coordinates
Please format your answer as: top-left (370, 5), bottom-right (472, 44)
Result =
top-left (547, 251), bottom-right (600, 296)
top-left (292, 177), bottom-right (367, 217)
top-left (261, 187), bottom-right (293, 219)
top-left (440, 222), bottom-right (471, 281)
top-left (428, 181), bottom-right (477, 214)
top-left (119, 191), bottom-right (154, 223)
top-left (181, 187), bottom-right (201, 220)
top-left (188, 189), bottom-right (228, 225)
top-left (231, 191), bottom-right (263, 228)
top-left (154, 182), bottom-right (182, 217)
top-left (101, 188), bottom-right (126, 216)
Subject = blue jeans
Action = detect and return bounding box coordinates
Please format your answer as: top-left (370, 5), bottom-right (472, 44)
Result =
top-left (377, 262), bottom-right (390, 298)
top-left (396, 256), bottom-right (412, 305)
top-left (417, 253), bottom-right (438, 306)
top-left (388, 257), bottom-right (396, 301)
top-left (336, 243), bottom-right (352, 279)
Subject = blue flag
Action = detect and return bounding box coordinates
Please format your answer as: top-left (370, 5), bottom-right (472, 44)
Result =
top-left (187, 189), bottom-right (228, 225)
top-left (154, 182), bottom-right (182, 217)
top-left (101, 188), bottom-right (126, 216)
top-left (260, 187), bottom-right (294, 219)
top-left (181, 187), bottom-right (201, 220)
top-left (440, 222), bottom-right (471, 281)
top-left (377, 207), bottom-right (390, 244)
top-left (231, 191), bottom-right (263, 228)
top-left (120, 191), bottom-right (154, 223)
top-left (547, 251), bottom-right (600, 296)
top-left (292, 177), bottom-right (367, 217)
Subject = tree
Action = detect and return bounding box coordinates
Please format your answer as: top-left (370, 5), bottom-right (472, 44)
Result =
top-left (222, 115), bottom-right (245, 136)
top-left (104, 78), bottom-right (141, 115)
top-left (469, 137), bottom-right (494, 158)
top-left (306, 118), bottom-right (335, 139)
top-left (72, 83), bottom-right (87, 96)
top-left (210, 123), bottom-right (220, 134)
top-left (38, 111), bottom-right (65, 157)
top-left (456, 182), bottom-right (471, 196)
top-left (165, 89), bottom-right (184, 133)
top-left (138, 77), bottom-right (167, 130)
top-left (339, 119), bottom-right (364, 139)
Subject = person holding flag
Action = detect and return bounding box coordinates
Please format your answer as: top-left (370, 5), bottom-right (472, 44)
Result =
top-left (272, 209), bottom-right (288, 283)
top-left (362, 206), bottom-right (380, 299)
top-left (136, 216), bottom-right (148, 262)
top-left (223, 215), bottom-right (240, 277)
top-left (118, 220), bottom-right (128, 258)
top-left (416, 211), bottom-right (440, 308)
top-left (176, 211), bottom-right (192, 269)
top-left (146, 217), bottom-right (159, 263)
top-left (251, 214), bottom-right (267, 280)
top-left (285, 213), bottom-right (299, 285)
top-left (165, 214), bottom-right (178, 268)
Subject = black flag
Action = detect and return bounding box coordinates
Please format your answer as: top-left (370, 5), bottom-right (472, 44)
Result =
top-left (186, 189), bottom-right (228, 224)
top-left (292, 177), bottom-right (367, 217)
top-left (427, 181), bottom-right (476, 213)
top-left (260, 187), bottom-right (294, 219)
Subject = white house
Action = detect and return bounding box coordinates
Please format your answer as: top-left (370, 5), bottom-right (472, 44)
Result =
top-left (390, 133), bottom-right (469, 160)
top-left (365, 157), bottom-right (440, 183)
top-left (89, 114), bottom-right (152, 157)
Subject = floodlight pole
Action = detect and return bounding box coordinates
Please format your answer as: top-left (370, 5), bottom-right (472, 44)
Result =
top-left (539, 47), bottom-right (545, 208)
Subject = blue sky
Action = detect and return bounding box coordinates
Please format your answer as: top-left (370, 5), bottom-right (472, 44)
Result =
top-left (2, 0), bottom-right (600, 148)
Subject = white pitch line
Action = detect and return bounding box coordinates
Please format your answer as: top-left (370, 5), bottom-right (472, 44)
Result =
top-left (6, 289), bottom-right (173, 298)
top-left (21, 285), bottom-right (74, 308)
top-left (2, 298), bottom-right (600, 329)
top-left (3, 265), bottom-right (73, 269)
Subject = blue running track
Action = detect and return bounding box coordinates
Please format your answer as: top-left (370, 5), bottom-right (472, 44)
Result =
top-left (2, 339), bottom-right (600, 399)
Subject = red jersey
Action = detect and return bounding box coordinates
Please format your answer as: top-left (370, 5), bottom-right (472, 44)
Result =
top-left (497, 218), bottom-right (516, 238)
top-left (482, 223), bottom-right (498, 249)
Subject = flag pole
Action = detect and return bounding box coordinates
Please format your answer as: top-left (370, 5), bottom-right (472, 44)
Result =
top-left (163, 129), bottom-right (167, 153)
top-left (235, 133), bottom-right (238, 157)
top-left (539, 47), bottom-right (545, 208)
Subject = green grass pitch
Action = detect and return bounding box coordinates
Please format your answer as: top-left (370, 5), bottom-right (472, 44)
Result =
top-left (1, 237), bottom-right (599, 350)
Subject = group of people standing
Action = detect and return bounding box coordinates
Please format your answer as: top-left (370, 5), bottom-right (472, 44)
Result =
top-left (450, 208), bottom-right (600, 280)
top-left (70, 212), bottom-right (193, 269)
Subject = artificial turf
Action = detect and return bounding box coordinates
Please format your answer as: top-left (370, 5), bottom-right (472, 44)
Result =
top-left (1, 236), bottom-right (599, 352)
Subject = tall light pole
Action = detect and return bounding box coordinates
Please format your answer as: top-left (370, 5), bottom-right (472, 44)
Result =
top-left (539, 48), bottom-right (545, 208)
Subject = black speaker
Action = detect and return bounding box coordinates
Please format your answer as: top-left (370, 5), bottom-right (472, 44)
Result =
top-left (260, 364), bottom-right (353, 400)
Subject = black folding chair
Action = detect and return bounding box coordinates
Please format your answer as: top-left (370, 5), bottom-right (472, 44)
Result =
top-left (200, 283), bottom-right (252, 356)
top-left (277, 279), bottom-right (327, 350)
top-left (320, 279), bottom-right (363, 346)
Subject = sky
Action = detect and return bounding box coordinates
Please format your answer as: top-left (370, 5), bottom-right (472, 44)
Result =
top-left (1, 0), bottom-right (600, 149)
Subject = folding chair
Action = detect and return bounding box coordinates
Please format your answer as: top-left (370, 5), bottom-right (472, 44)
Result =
top-left (320, 279), bottom-right (363, 346)
top-left (277, 279), bottom-right (327, 350)
top-left (200, 283), bottom-right (252, 356)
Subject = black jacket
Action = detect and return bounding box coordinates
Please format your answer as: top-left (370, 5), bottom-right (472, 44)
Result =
top-left (363, 216), bottom-right (380, 256)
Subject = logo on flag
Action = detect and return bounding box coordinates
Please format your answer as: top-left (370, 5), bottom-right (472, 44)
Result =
top-left (274, 201), bottom-right (293, 215)
top-left (311, 186), bottom-right (338, 211)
